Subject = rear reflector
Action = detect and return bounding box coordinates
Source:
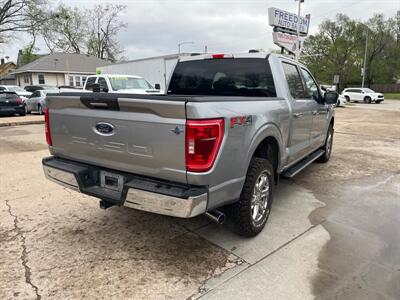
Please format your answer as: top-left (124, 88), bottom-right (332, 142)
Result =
top-left (186, 119), bottom-right (224, 172)
top-left (44, 108), bottom-right (52, 146)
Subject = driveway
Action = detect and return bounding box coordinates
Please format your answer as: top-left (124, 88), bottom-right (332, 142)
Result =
top-left (1, 104), bottom-right (399, 299)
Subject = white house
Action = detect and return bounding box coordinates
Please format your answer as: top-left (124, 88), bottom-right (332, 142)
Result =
top-left (11, 53), bottom-right (110, 88)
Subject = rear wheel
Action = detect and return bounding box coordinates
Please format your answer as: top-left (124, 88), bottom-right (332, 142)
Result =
top-left (38, 104), bottom-right (43, 115)
top-left (317, 124), bottom-right (334, 163)
top-left (376, 100), bottom-right (382, 104)
top-left (227, 157), bottom-right (274, 237)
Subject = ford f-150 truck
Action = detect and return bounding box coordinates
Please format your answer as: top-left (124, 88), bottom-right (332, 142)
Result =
top-left (42, 52), bottom-right (338, 236)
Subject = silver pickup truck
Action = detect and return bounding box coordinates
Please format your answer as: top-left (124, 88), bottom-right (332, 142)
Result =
top-left (42, 52), bottom-right (338, 236)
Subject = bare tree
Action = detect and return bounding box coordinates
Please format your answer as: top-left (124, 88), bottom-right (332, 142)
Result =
top-left (0, 0), bottom-right (47, 43)
top-left (41, 4), bottom-right (86, 53)
top-left (86, 4), bottom-right (127, 62)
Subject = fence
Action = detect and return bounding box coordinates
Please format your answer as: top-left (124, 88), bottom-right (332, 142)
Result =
top-left (370, 84), bottom-right (400, 93)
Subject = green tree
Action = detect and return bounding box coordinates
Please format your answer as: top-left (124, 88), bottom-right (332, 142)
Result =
top-left (301, 12), bottom-right (400, 89)
top-left (363, 14), bottom-right (396, 85)
top-left (301, 14), bottom-right (364, 90)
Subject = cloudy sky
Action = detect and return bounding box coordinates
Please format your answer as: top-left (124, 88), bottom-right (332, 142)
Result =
top-left (1, 0), bottom-right (399, 62)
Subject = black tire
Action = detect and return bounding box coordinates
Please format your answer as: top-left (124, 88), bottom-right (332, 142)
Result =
top-left (345, 96), bottom-right (350, 102)
top-left (364, 96), bottom-right (372, 104)
top-left (317, 124), bottom-right (334, 163)
top-left (227, 157), bottom-right (274, 237)
top-left (38, 104), bottom-right (43, 115)
top-left (19, 110), bottom-right (26, 116)
top-left (376, 100), bottom-right (382, 104)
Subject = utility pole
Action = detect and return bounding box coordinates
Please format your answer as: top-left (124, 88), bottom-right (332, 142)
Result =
top-left (361, 30), bottom-right (368, 88)
top-left (295, 0), bottom-right (303, 61)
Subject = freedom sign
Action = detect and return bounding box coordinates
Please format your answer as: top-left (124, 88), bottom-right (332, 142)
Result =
top-left (268, 7), bottom-right (310, 35)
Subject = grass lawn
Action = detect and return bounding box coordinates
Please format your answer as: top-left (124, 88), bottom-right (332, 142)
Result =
top-left (384, 93), bottom-right (400, 100)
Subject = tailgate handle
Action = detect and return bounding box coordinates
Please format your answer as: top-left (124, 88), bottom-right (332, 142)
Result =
top-left (80, 94), bottom-right (120, 111)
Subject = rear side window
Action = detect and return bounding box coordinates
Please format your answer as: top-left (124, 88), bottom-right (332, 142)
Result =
top-left (168, 58), bottom-right (276, 97)
top-left (85, 77), bottom-right (96, 90)
top-left (282, 62), bottom-right (305, 99)
top-left (0, 93), bottom-right (17, 99)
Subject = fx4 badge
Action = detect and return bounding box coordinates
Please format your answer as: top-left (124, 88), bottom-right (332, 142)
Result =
top-left (230, 116), bottom-right (252, 128)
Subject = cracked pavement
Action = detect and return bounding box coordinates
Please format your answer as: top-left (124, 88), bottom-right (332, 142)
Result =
top-left (1, 100), bottom-right (399, 299)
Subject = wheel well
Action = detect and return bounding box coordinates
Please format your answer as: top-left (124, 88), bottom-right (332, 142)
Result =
top-left (253, 137), bottom-right (280, 181)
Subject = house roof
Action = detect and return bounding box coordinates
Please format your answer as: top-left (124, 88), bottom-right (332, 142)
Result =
top-left (0, 62), bottom-right (16, 73)
top-left (11, 53), bottom-right (111, 75)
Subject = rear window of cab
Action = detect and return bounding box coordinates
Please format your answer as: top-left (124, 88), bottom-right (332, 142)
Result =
top-left (168, 58), bottom-right (277, 97)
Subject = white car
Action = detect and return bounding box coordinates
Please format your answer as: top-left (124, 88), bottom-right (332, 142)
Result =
top-left (0, 85), bottom-right (32, 101)
top-left (336, 94), bottom-right (347, 107)
top-left (341, 88), bottom-right (384, 104)
top-left (83, 75), bottom-right (162, 94)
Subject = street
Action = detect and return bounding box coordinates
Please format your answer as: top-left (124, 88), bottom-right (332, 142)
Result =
top-left (1, 103), bottom-right (399, 300)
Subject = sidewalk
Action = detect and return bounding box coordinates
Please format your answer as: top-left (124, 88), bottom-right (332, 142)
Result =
top-left (0, 114), bottom-right (44, 127)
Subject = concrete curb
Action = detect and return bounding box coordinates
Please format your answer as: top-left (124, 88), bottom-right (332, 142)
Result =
top-left (0, 120), bottom-right (44, 127)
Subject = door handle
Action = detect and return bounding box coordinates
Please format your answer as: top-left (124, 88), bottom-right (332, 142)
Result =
top-left (293, 112), bottom-right (303, 118)
top-left (312, 110), bottom-right (319, 115)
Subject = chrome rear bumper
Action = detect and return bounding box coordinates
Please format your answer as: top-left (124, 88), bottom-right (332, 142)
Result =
top-left (42, 157), bottom-right (208, 218)
top-left (43, 165), bottom-right (79, 191)
top-left (124, 189), bottom-right (207, 218)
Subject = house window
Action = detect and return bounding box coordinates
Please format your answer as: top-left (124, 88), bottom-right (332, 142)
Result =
top-left (75, 76), bottom-right (81, 87)
top-left (24, 75), bottom-right (30, 84)
top-left (38, 74), bottom-right (45, 85)
top-left (69, 76), bottom-right (74, 86)
top-left (82, 76), bottom-right (87, 85)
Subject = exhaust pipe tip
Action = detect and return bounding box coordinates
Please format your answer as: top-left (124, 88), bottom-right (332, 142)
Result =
top-left (205, 210), bottom-right (226, 224)
top-left (100, 200), bottom-right (114, 210)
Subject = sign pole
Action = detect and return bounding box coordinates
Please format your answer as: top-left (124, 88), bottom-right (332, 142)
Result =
top-left (295, 0), bottom-right (302, 60)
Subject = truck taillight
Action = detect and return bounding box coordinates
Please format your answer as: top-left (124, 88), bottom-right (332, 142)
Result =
top-left (212, 54), bottom-right (225, 59)
top-left (186, 119), bottom-right (224, 172)
top-left (44, 108), bottom-right (52, 146)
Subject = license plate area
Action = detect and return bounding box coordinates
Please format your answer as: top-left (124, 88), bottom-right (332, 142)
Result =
top-left (100, 171), bottom-right (124, 192)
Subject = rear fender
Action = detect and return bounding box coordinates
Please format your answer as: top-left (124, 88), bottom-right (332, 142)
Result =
top-left (245, 123), bottom-right (285, 176)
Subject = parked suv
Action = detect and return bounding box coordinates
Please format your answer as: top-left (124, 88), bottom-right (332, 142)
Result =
top-left (341, 88), bottom-right (384, 103)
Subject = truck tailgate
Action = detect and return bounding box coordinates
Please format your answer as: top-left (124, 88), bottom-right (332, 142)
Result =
top-left (46, 93), bottom-right (187, 183)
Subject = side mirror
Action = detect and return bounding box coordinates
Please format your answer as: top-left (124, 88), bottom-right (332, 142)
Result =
top-left (92, 83), bottom-right (100, 93)
top-left (154, 83), bottom-right (161, 90)
top-left (324, 91), bottom-right (338, 105)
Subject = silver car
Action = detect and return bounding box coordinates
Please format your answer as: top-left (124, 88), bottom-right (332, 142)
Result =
top-left (26, 89), bottom-right (59, 114)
